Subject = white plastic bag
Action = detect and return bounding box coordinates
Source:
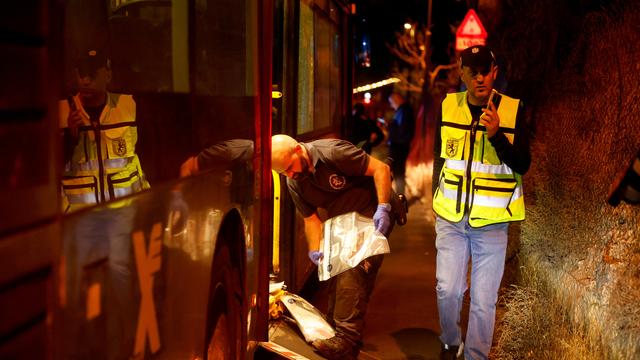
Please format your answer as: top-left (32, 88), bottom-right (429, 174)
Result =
top-left (280, 293), bottom-right (335, 342)
top-left (318, 211), bottom-right (390, 281)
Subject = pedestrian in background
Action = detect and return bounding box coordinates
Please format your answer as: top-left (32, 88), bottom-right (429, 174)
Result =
top-left (350, 102), bottom-right (384, 154)
top-left (431, 45), bottom-right (531, 360)
top-left (387, 92), bottom-right (415, 195)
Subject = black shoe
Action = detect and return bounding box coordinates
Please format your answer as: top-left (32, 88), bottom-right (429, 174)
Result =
top-left (439, 342), bottom-right (463, 360)
top-left (311, 336), bottom-right (359, 360)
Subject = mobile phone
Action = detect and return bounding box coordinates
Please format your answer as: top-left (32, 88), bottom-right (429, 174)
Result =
top-left (67, 96), bottom-right (77, 112)
top-left (478, 90), bottom-right (500, 126)
top-left (487, 89), bottom-right (501, 109)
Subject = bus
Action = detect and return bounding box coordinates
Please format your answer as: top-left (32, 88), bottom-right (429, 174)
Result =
top-left (0, 0), bottom-right (352, 359)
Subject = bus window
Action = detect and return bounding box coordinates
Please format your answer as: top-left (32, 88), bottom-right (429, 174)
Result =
top-left (297, 2), bottom-right (315, 134)
top-left (314, 14), bottom-right (341, 135)
top-left (296, 0), bottom-right (344, 136)
top-left (194, 1), bottom-right (258, 98)
top-left (108, 1), bottom-right (177, 93)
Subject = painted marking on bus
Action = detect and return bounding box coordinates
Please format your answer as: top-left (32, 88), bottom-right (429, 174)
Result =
top-left (86, 282), bottom-right (101, 320)
top-left (133, 222), bottom-right (162, 356)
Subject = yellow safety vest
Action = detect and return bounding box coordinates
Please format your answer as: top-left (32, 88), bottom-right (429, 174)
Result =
top-left (432, 91), bottom-right (525, 227)
top-left (59, 93), bottom-right (149, 212)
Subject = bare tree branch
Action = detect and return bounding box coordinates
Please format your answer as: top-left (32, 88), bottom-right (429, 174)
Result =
top-left (391, 71), bottom-right (424, 93)
top-left (429, 63), bottom-right (458, 87)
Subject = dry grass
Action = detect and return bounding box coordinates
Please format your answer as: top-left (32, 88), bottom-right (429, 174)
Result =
top-left (491, 271), bottom-right (607, 360)
top-left (489, 1), bottom-right (640, 358)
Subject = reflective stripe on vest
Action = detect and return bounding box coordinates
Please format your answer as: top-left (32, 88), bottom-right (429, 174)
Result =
top-left (68, 157), bottom-right (132, 172)
top-left (433, 91), bottom-right (525, 227)
top-left (62, 167), bottom-right (144, 205)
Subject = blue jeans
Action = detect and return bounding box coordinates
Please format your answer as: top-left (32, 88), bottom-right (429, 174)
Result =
top-left (435, 215), bottom-right (508, 360)
top-left (63, 205), bottom-right (137, 359)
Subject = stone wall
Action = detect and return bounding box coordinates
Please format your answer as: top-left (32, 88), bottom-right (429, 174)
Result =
top-left (489, 0), bottom-right (640, 357)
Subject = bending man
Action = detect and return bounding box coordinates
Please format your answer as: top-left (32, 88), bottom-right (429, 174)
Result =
top-left (272, 134), bottom-right (394, 360)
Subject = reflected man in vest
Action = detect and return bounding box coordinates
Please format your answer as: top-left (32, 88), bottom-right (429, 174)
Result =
top-left (59, 48), bottom-right (149, 359)
top-left (59, 48), bottom-right (149, 210)
top-left (431, 45), bottom-right (531, 360)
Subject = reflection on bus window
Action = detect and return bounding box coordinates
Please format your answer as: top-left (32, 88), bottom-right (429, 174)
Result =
top-left (59, 48), bottom-right (149, 213)
top-left (171, 139), bottom-right (255, 261)
top-left (179, 139), bottom-right (255, 212)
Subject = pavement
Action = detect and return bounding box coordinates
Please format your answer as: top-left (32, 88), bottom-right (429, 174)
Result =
top-left (358, 201), bottom-right (443, 360)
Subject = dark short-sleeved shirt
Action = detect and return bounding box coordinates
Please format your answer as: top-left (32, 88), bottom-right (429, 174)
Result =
top-left (287, 139), bottom-right (378, 219)
top-left (197, 139), bottom-right (254, 171)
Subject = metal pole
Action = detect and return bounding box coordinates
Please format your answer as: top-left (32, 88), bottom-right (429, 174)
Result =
top-left (427, 0), bottom-right (432, 31)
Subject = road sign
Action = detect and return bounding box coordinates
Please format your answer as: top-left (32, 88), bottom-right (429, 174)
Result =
top-left (456, 9), bottom-right (488, 51)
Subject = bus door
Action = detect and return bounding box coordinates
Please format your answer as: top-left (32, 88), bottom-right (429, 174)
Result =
top-left (271, 0), bottom-right (352, 295)
top-left (260, 0), bottom-right (353, 357)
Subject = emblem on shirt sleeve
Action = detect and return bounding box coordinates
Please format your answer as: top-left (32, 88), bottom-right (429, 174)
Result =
top-left (329, 174), bottom-right (346, 189)
top-left (445, 138), bottom-right (459, 157)
top-left (112, 137), bottom-right (127, 156)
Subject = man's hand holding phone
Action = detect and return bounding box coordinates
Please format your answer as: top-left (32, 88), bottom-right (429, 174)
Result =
top-left (68, 110), bottom-right (85, 138)
top-left (480, 90), bottom-right (500, 138)
top-left (66, 97), bottom-right (85, 138)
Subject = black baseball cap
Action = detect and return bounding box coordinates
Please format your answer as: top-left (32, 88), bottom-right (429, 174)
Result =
top-left (75, 49), bottom-right (110, 77)
top-left (460, 45), bottom-right (495, 69)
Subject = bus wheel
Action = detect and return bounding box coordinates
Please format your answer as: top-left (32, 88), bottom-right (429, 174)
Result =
top-left (207, 296), bottom-right (229, 359)
top-left (205, 245), bottom-right (244, 360)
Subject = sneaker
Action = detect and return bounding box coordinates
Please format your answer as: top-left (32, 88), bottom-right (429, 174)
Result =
top-left (439, 342), bottom-right (463, 360)
top-left (311, 336), bottom-right (359, 360)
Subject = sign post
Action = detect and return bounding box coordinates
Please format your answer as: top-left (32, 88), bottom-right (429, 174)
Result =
top-left (455, 9), bottom-right (488, 51)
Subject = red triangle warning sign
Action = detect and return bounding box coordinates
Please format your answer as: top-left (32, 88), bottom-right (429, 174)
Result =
top-left (457, 9), bottom-right (487, 37)
top-left (456, 9), bottom-right (488, 51)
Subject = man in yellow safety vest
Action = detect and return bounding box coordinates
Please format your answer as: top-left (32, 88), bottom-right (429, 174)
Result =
top-left (431, 45), bottom-right (531, 360)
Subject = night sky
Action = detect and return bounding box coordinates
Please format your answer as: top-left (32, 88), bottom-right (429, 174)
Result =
top-left (352, 0), bottom-right (469, 86)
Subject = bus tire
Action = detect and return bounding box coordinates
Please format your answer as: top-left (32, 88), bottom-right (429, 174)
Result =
top-left (204, 217), bottom-right (246, 359)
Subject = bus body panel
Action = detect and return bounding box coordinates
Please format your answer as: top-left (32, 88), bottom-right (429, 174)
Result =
top-left (57, 169), bottom-right (253, 359)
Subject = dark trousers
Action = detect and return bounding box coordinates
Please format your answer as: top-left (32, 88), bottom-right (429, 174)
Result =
top-left (326, 254), bottom-right (385, 345)
top-left (389, 144), bottom-right (410, 195)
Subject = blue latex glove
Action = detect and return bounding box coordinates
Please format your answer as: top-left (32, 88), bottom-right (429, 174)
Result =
top-left (373, 203), bottom-right (392, 237)
top-left (308, 250), bottom-right (323, 266)
top-left (169, 191), bottom-right (189, 233)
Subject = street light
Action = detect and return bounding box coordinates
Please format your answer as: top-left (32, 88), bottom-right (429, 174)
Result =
top-left (404, 22), bottom-right (415, 40)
